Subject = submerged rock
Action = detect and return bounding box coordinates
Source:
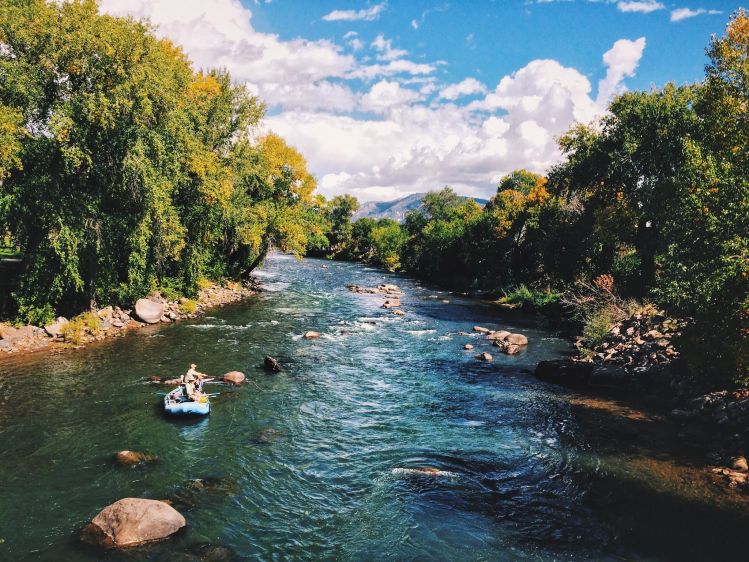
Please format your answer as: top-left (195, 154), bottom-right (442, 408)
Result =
top-left (170, 477), bottom-right (239, 510)
top-left (392, 309), bottom-right (406, 316)
top-left (115, 450), bottom-right (158, 466)
top-left (392, 467), bottom-right (458, 478)
top-left (135, 299), bottom-right (164, 324)
top-left (303, 331), bottom-right (320, 339)
top-left (264, 356), bottom-right (282, 373)
top-left (464, 344), bottom-right (474, 350)
top-left (81, 498), bottom-right (185, 548)
top-left (476, 352), bottom-right (493, 362)
top-left (223, 371), bottom-right (246, 385)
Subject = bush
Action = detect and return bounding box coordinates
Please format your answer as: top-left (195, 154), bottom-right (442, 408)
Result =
top-left (17, 303), bottom-right (56, 327)
top-left (179, 299), bottom-right (198, 314)
top-left (62, 316), bottom-right (85, 344)
top-left (582, 306), bottom-right (615, 349)
top-left (500, 285), bottom-right (560, 310)
top-left (81, 311), bottom-right (101, 334)
top-left (197, 278), bottom-right (213, 290)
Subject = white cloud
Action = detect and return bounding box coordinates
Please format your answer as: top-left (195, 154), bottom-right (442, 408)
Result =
top-left (371, 34), bottom-right (408, 61)
top-left (617, 1), bottom-right (665, 13)
top-left (439, 78), bottom-right (487, 100)
top-left (596, 37), bottom-right (646, 106)
top-left (360, 80), bottom-right (422, 113)
top-left (670, 7), bottom-right (722, 21)
top-left (322, 2), bottom-right (386, 22)
top-left (98, 0), bottom-right (647, 202)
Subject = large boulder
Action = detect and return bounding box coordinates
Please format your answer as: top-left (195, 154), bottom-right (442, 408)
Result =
top-left (81, 498), bottom-right (185, 548)
top-left (534, 360), bottom-right (593, 387)
top-left (223, 371), bottom-right (246, 385)
top-left (134, 299), bottom-right (164, 324)
top-left (487, 330), bottom-right (511, 341)
top-left (505, 333), bottom-right (528, 346)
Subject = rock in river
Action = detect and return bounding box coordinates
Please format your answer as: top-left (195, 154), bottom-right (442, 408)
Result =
top-left (303, 331), bottom-right (320, 339)
top-left (223, 371), bottom-right (246, 385)
top-left (134, 299), bottom-right (164, 324)
top-left (464, 344), bottom-right (474, 350)
top-left (476, 352), bottom-right (493, 361)
top-left (81, 498), bottom-right (185, 548)
top-left (115, 450), bottom-right (157, 466)
top-left (264, 356), bottom-right (282, 373)
top-left (505, 333), bottom-right (528, 346)
top-left (473, 326), bottom-right (491, 334)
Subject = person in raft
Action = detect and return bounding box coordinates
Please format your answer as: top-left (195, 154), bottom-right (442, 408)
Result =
top-left (181, 364), bottom-right (213, 400)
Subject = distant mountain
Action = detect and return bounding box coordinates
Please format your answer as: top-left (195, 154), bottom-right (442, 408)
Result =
top-left (354, 193), bottom-right (488, 222)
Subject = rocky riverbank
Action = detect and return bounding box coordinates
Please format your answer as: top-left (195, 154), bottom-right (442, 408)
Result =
top-left (534, 306), bottom-right (749, 492)
top-left (0, 279), bottom-right (259, 356)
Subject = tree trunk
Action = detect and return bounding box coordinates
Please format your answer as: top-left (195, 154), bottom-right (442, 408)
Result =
top-left (241, 241), bottom-right (270, 278)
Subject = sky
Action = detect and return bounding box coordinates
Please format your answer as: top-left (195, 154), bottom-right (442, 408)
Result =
top-left (98, 0), bottom-right (741, 201)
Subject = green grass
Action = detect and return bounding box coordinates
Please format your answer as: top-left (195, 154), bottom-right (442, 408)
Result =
top-left (499, 284), bottom-right (560, 310)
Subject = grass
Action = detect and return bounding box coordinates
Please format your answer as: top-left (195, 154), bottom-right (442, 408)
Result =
top-left (582, 305), bottom-right (616, 350)
top-left (179, 298), bottom-right (198, 314)
top-left (62, 311), bottom-right (102, 344)
top-left (499, 284), bottom-right (561, 310)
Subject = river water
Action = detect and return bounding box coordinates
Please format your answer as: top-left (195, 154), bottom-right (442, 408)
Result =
top-left (1, 255), bottom-right (747, 561)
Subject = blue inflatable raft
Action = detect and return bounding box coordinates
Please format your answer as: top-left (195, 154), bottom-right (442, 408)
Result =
top-left (164, 385), bottom-right (210, 416)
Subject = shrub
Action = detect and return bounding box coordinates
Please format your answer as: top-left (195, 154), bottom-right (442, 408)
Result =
top-left (500, 285), bottom-right (560, 310)
top-left (180, 299), bottom-right (198, 314)
top-left (582, 305), bottom-right (615, 349)
top-left (62, 316), bottom-right (85, 345)
top-left (17, 303), bottom-right (56, 327)
top-left (197, 278), bottom-right (213, 290)
top-left (81, 311), bottom-right (101, 334)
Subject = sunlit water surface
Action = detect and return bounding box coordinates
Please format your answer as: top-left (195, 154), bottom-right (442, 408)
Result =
top-left (1, 255), bottom-right (747, 561)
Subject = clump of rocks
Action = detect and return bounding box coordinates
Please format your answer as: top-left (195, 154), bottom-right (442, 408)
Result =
top-left (580, 310), bottom-right (686, 372)
top-left (471, 326), bottom-right (528, 356)
top-left (346, 283), bottom-right (401, 295)
top-left (347, 283), bottom-right (407, 315)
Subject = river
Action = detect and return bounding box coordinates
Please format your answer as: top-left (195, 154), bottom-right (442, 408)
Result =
top-left (1, 254), bottom-right (747, 561)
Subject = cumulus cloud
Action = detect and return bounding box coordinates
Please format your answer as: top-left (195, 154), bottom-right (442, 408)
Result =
top-left (98, 0), bottom-right (648, 202)
top-left (617, 1), bottom-right (665, 13)
top-left (360, 80), bottom-right (422, 113)
top-left (322, 2), bottom-right (386, 22)
top-left (596, 37), bottom-right (646, 106)
top-left (670, 7), bottom-right (722, 21)
top-left (439, 78), bottom-right (487, 100)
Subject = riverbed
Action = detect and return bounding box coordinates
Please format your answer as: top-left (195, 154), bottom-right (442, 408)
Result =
top-left (0, 255), bottom-right (747, 561)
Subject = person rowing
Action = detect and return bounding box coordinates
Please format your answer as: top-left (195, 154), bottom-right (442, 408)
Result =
top-left (181, 363), bottom-right (214, 401)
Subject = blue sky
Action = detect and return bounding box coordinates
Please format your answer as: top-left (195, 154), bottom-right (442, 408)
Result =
top-left (251, 0), bottom-right (733, 93)
top-left (100, 0), bottom-right (742, 201)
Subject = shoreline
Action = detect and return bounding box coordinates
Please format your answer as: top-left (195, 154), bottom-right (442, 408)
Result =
top-left (0, 278), bottom-right (261, 359)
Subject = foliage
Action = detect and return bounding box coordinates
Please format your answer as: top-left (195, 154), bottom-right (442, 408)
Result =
top-left (500, 285), bottom-right (560, 310)
top-left (179, 298), bottom-right (198, 314)
top-left (0, 0), bottom-right (316, 322)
